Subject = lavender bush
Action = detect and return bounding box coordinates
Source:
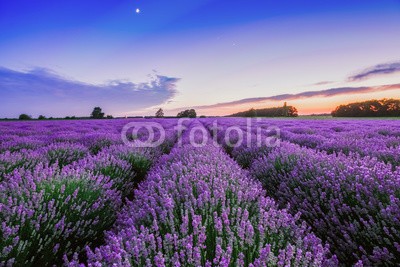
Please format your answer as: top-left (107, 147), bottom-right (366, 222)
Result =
top-left (66, 152), bottom-right (136, 199)
top-left (75, 123), bottom-right (336, 267)
top-left (38, 142), bottom-right (89, 168)
top-left (0, 137), bottom-right (45, 153)
top-left (250, 143), bottom-right (400, 265)
top-left (78, 133), bottom-right (123, 155)
top-left (0, 150), bottom-right (45, 181)
top-left (0, 166), bottom-right (121, 266)
top-left (102, 145), bottom-right (158, 181)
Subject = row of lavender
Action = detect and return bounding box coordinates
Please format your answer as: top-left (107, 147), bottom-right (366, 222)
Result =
top-left (206, 118), bottom-right (400, 168)
top-left (0, 119), bottom-right (178, 155)
top-left (202, 118), bottom-right (400, 265)
top-left (0, 119), bottom-right (180, 266)
top-left (1, 118), bottom-right (399, 266)
top-left (71, 120), bottom-right (337, 266)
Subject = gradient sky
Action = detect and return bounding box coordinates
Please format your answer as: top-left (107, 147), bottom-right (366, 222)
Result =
top-left (1, 0), bottom-right (400, 117)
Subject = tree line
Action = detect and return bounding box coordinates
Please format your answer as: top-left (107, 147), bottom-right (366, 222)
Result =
top-left (331, 99), bottom-right (400, 117)
top-left (17, 105), bottom-right (301, 120)
top-left (229, 103), bottom-right (298, 117)
top-left (155, 108), bottom-right (199, 118)
top-left (17, 107), bottom-right (113, 120)
top-left (15, 99), bottom-right (400, 120)
top-left (16, 107), bottom-right (199, 120)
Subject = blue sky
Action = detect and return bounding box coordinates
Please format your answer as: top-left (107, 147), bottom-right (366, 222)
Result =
top-left (1, 0), bottom-right (400, 117)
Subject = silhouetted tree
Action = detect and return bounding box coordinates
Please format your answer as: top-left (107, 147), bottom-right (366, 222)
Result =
top-left (106, 115), bottom-right (113, 119)
top-left (332, 99), bottom-right (400, 117)
top-left (38, 115), bottom-right (46, 120)
top-left (283, 102), bottom-right (288, 116)
top-left (246, 108), bottom-right (257, 117)
top-left (155, 108), bottom-right (164, 118)
top-left (91, 107), bottom-right (105, 119)
top-left (64, 116), bottom-right (76, 120)
top-left (287, 106), bottom-right (298, 117)
top-left (230, 105), bottom-right (298, 117)
top-left (19, 114), bottom-right (32, 120)
top-left (177, 109), bottom-right (196, 118)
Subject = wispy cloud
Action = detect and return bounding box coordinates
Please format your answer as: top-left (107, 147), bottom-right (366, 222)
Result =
top-left (187, 83), bottom-right (400, 111)
top-left (348, 61), bottom-right (400, 81)
top-left (0, 67), bottom-right (179, 117)
top-left (312, 81), bottom-right (334, 86)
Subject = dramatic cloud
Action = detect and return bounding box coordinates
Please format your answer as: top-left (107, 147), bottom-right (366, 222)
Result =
top-left (189, 83), bottom-right (400, 110)
top-left (0, 67), bottom-right (179, 117)
top-left (348, 61), bottom-right (400, 81)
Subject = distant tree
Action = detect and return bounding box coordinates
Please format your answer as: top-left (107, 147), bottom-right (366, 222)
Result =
top-left (155, 108), bottom-right (164, 118)
top-left (188, 109), bottom-right (197, 118)
top-left (200, 115), bottom-right (206, 118)
top-left (19, 114), bottom-right (32, 120)
top-left (177, 109), bottom-right (196, 118)
top-left (332, 99), bottom-right (400, 117)
top-left (38, 115), bottom-right (46, 120)
top-left (106, 115), bottom-right (113, 119)
top-left (229, 105), bottom-right (298, 117)
top-left (287, 106), bottom-right (298, 117)
top-left (91, 107), bottom-right (105, 119)
top-left (64, 116), bottom-right (76, 120)
top-left (247, 108), bottom-right (257, 117)
top-left (283, 102), bottom-right (288, 116)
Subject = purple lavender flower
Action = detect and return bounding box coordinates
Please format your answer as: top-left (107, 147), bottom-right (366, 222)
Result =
top-left (0, 164), bottom-right (121, 266)
top-left (83, 122), bottom-right (336, 266)
top-left (250, 142), bottom-right (400, 265)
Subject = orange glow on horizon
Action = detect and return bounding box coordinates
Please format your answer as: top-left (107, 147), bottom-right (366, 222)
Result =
top-left (191, 89), bottom-right (400, 116)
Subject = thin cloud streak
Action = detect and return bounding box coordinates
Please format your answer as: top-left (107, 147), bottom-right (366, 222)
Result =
top-left (0, 67), bottom-right (180, 117)
top-left (312, 81), bottom-right (335, 86)
top-left (186, 83), bottom-right (400, 111)
top-left (348, 61), bottom-right (400, 81)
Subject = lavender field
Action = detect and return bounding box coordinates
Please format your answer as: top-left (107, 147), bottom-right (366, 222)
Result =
top-left (0, 118), bottom-right (399, 267)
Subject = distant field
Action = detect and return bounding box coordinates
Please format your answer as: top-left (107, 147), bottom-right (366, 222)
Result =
top-left (3, 115), bottom-right (400, 122)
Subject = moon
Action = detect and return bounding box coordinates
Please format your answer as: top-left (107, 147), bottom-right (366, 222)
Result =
top-left (136, 8), bottom-right (140, 13)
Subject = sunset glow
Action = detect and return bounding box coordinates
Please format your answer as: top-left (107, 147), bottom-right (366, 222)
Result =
top-left (1, 0), bottom-right (400, 117)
